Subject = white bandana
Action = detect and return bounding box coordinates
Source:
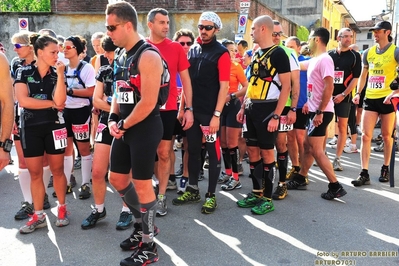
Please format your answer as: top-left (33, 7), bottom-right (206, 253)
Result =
top-left (199, 12), bottom-right (222, 30)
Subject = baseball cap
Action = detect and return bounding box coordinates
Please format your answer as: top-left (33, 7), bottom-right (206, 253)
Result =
top-left (369, 21), bottom-right (392, 31)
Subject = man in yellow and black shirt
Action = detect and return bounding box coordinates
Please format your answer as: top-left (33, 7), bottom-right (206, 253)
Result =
top-left (352, 21), bottom-right (399, 186)
top-left (236, 15), bottom-right (291, 215)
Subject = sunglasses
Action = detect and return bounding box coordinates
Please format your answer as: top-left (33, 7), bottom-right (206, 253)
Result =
top-left (63, 45), bottom-right (76, 50)
top-left (179, 41), bottom-right (193, 46)
top-left (14, 43), bottom-right (29, 49)
top-left (272, 31), bottom-right (283, 37)
top-left (106, 24), bottom-right (122, 32)
top-left (198, 25), bottom-right (216, 31)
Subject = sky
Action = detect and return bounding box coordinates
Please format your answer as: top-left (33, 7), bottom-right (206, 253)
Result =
top-left (343, 0), bottom-right (388, 21)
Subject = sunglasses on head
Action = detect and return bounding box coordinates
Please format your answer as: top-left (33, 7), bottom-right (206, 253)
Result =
top-left (198, 25), bottom-right (216, 31)
top-left (63, 45), bottom-right (76, 50)
top-left (272, 31), bottom-right (283, 37)
top-left (14, 43), bottom-right (29, 49)
top-left (106, 24), bottom-right (122, 32)
top-left (179, 41), bottom-right (193, 46)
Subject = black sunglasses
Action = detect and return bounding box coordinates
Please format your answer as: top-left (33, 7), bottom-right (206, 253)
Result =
top-left (106, 24), bottom-right (122, 32)
top-left (198, 25), bottom-right (216, 31)
top-left (179, 42), bottom-right (193, 46)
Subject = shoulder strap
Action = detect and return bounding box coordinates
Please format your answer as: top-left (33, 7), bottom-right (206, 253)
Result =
top-left (75, 61), bottom-right (87, 88)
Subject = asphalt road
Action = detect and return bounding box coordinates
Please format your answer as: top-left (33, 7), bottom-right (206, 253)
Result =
top-left (1, 131), bottom-right (399, 266)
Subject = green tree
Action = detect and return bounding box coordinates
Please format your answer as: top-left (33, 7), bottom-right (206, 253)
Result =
top-left (297, 25), bottom-right (310, 42)
top-left (0, 0), bottom-right (51, 12)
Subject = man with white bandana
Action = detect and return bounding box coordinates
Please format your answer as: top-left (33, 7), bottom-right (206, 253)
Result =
top-left (172, 11), bottom-right (230, 214)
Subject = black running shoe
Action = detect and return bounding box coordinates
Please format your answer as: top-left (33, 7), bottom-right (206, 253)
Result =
top-left (81, 208), bottom-right (106, 229)
top-left (351, 173), bottom-right (370, 187)
top-left (378, 166), bottom-right (389, 182)
top-left (70, 174), bottom-right (77, 188)
top-left (120, 242), bottom-right (159, 266)
top-left (321, 183), bottom-right (347, 200)
top-left (120, 223), bottom-right (160, 251)
top-left (43, 193), bottom-right (50, 210)
top-left (14, 201), bottom-right (34, 220)
top-left (286, 174), bottom-right (307, 190)
top-left (79, 183), bottom-right (91, 199)
top-left (47, 175), bottom-right (53, 188)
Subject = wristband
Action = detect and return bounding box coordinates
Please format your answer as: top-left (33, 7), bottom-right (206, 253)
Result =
top-left (355, 92), bottom-right (360, 96)
top-left (108, 113), bottom-right (119, 123)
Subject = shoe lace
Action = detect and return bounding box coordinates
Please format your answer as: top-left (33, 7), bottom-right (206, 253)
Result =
top-left (20, 202), bottom-right (33, 213)
top-left (178, 191), bottom-right (193, 201)
top-left (58, 205), bottom-right (68, 220)
top-left (119, 211), bottom-right (131, 223)
top-left (204, 196), bottom-right (216, 208)
top-left (86, 209), bottom-right (99, 222)
top-left (26, 213), bottom-right (38, 226)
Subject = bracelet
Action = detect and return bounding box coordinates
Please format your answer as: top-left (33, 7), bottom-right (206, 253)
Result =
top-left (108, 113), bottom-right (119, 123)
top-left (355, 92), bottom-right (360, 96)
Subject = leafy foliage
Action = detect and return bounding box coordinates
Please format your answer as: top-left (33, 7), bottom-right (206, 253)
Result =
top-left (0, 0), bottom-right (51, 12)
top-left (296, 25), bottom-right (310, 42)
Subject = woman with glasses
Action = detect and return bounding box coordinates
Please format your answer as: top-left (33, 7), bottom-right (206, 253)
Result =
top-left (15, 34), bottom-right (69, 233)
top-left (11, 31), bottom-right (52, 222)
top-left (218, 39), bottom-right (248, 190)
top-left (61, 35), bottom-right (96, 200)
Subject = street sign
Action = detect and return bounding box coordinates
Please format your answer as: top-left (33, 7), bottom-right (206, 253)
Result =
top-left (19, 18), bottom-right (29, 31)
top-left (237, 14), bottom-right (248, 34)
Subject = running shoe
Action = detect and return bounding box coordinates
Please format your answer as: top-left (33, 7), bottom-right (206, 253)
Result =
top-left (52, 184), bottom-right (73, 198)
top-left (120, 223), bottom-right (160, 251)
top-left (43, 193), bottom-right (50, 210)
top-left (378, 166), bottom-right (389, 182)
top-left (286, 167), bottom-right (298, 180)
top-left (74, 156), bottom-right (81, 169)
top-left (203, 157), bottom-right (209, 169)
top-left (332, 158), bottom-right (343, 171)
top-left (374, 142), bottom-right (384, 152)
top-left (217, 173), bottom-right (231, 184)
top-left (236, 192), bottom-right (263, 208)
top-left (328, 136), bottom-right (338, 145)
top-left (175, 164), bottom-right (183, 178)
top-left (14, 201), bottom-right (34, 220)
top-left (198, 170), bottom-right (205, 181)
top-left (79, 183), bottom-right (91, 199)
top-left (120, 242), bottom-right (158, 266)
top-left (237, 163), bottom-right (244, 176)
top-left (116, 211), bottom-right (133, 230)
top-left (19, 213), bottom-right (47, 234)
top-left (343, 144), bottom-right (358, 153)
top-left (201, 193), bottom-right (217, 214)
top-left (156, 194), bottom-right (167, 217)
top-left (321, 183), bottom-right (347, 200)
top-left (272, 183), bottom-right (288, 200)
top-left (81, 208), bottom-right (106, 229)
top-left (55, 205), bottom-right (70, 227)
top-left (70, 174), bottom-right (77, 188)
top-left (286, 174), bottom-right (308, 190)
top-left (172, 186), bottom-right (201, 205)
top-left (177, 177), bottom-right (188, 194)
top-left (47, 175), bottom-right (53, 188)
top-left (221, 178), bottom-right (242, 191)
top-left (166, 180), bottom-right (177, 190)
top-left (251, 198), bottom-right (274, 215)
top-left (351, 173), bottom-right (370, 187)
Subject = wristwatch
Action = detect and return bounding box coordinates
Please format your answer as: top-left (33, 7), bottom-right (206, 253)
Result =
top-left (184, 107), bottom-right (193, 112)
top-left (290, 107), bottom-right (297, 112)
top-left (316, 110), bottom-right (323, 115)
top-left (213, 110), bottom-right (221, 117)
top-left (67, 88), bottom-right (74, 96)
top-left (272, 114), bottom-right (280, 120)
top-left (341, 92), bottom-right (346, 97)
top-left (0, 139), bottom-right (13, 153)
top-left (117, 120), bottom-right (127, 131)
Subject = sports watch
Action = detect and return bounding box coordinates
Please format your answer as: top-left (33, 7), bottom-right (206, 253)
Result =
top-left (117, 120), bottom-right (127, 131)
top-left (0, 139), bottom-right (13, 153)
top-left (290, 107), bottom-right (297, 112)
top-left (316, 110), bottom-right (323, 115)
top-left (272, 114), bottom-right (280, 120)
top-left (213, 111), bottom-right (221, 117)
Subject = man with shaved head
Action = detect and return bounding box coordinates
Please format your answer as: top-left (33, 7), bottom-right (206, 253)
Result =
top-left (236, 15), bottom-right (291, 215)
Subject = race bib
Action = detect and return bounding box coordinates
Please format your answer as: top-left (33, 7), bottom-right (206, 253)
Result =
top-left (307, 118), bottom-right (315, 136)
top-left (72, 123), bottom-right (90, 141)
top-left (116, 91), bottom-right (134, 104)
top-left (95, 123), bottom-right (107, 142)
top-left (334, 71), bottom-right (344, 84)
top-left (52, 127), bottom-right (67, 150)
top-left (368, 76), bottom-right (385, 89)
top-left (200, 125), bottom-right (217, 143)
top-left (279, 115), bottom-right (293, 132)
top-left (307, 83), bottom-right (313, 100)
top-left (242, 115), bottom-right (248, 133)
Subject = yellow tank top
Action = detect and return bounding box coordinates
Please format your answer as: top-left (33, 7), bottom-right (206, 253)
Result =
top-left (366, 44), bottom-right (397, 99)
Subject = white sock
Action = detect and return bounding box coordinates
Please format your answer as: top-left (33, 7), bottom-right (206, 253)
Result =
top-left (81, 155), bottom-right (92, 185)
top-left (18, 168), bottom-right (32, 203)
top-left (64, 155), bottom-right (73, 184)
top-left (121, 206), bottom-right (130, 213)
top-left (42, 166), bottom-right (51, 192)
top-left (35, 210), bottom-right (44, 218)
top-left (95, 203), bottom-right (105, 213)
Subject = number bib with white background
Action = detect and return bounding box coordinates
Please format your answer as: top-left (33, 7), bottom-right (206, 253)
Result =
top-left (333, 71), bottom-right (344, 84)
top-left (115, 80), bottom-right (134, 104)
top-left (279, 115), bottom-right (293, 132)
top-left (52, 127), bottom-right (68, 150)
top-left (72, 123), bottom-right (90, 140)
top-left (368, 76), bottom-right (385, 89)
top-left (200, 125), bottom-right (217, 143)
top-left (95, 123), bottom-right (107, 142)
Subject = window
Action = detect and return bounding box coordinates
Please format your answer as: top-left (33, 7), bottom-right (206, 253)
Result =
top-left (363, 44), bottom-right (369, 50)
top-left (367, 32), bottom-right (372, 39)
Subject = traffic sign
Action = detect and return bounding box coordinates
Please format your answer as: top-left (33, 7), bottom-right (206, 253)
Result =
top-left (19, 18), bottom-right (29, 31)
top-left (237, 14), bottom-right (248, 34)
